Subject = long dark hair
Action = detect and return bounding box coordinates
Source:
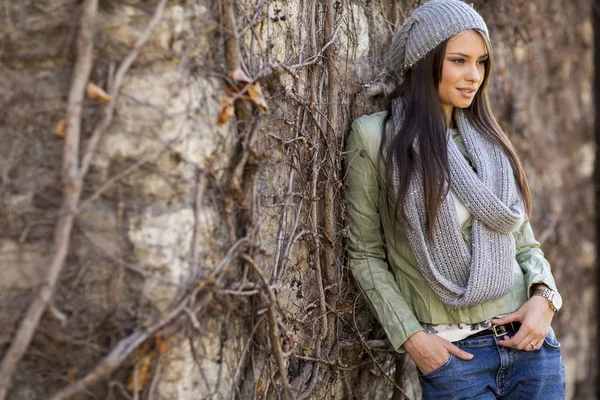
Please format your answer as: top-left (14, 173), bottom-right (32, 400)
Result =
top-left (380, 30), bottom-right (532, 236)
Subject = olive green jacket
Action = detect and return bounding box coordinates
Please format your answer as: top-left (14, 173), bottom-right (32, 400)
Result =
top-left (345, 111), bottom-right (558, 353)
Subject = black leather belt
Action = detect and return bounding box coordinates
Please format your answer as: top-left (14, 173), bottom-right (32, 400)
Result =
top-left (467, 322), bottom-right (521, 339)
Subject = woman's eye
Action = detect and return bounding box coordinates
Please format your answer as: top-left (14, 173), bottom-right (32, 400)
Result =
top-left (451, 59), bottom-right (465, 64)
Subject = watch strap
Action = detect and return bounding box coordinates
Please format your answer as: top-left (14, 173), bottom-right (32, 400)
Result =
top-left (532, 288), bottom-right (558, 312)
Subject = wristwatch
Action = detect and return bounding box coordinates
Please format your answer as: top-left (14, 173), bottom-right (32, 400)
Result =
top-left (532, 288), bottom-right (563, 312)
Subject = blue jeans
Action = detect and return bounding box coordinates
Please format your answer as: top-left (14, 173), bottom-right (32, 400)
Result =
top-left (418, 327), bottom-right (566, 399)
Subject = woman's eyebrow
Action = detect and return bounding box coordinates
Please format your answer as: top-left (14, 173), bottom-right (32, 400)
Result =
top-left (448, 52), bottom-right (489, 58)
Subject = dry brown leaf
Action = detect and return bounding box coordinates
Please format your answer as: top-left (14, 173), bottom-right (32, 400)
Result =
top-left (247, 82), bottom-right (268, 113)
top-left (127, 354), bottom-right (152, 393)
top-left (228, 68), bottom-right (252, 83)
top-left (224, 86), bottom-right (238, 96)
top-left (256, 378), bottom-right (263, 397)
top-left (55, 118), bottom-right (67, 137)
top-left (66, 368), bottom-right (78, 382)
top-left (134, 341), bottom-right (150, 360)
top-left (86, 82), bottom-right (113, 103)
top-left (155, 334), bottom-right (168, 353)
top-left (217, 97), bottom-right (235, 126)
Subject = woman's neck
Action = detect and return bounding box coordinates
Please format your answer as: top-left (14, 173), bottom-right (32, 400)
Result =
top-left (448, 116), bottom-right (457, 130)
top-left (443, 105), bottom-right (456, 129)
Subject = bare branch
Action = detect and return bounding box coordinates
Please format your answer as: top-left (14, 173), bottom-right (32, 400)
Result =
top-left (537, 214), bottom-right (558, 245)
top-left (221, 0), bottom-right (241, 72)
top-left (288, 21), bottom-right (343, 71)
top-left (78, 134), bottom-right (182, 211)
top-left (240, 254), bottom-right (294, 400)
top-left (0, 2), bottom-right (170, 398)
top-left (47, 302), bottom-right (68, 327)
top-left (76, 224), bottom-right (154, 279)
top-left (191, 171), bottom-right (208, 278)
top-left (0, 1), bottom-right (98, 397)
top-left (49, 287), bottom-right (208, 400)
top-left (230, 314), bottom-right (266, 400)
top-left (79, 0), bottom-right (168, 178)
top-left (310, 148), bottom-right (328, 341)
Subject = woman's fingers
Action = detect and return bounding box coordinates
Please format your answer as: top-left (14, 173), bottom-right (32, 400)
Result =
top-left (516, 323), bottom-right (548, 351)
top-left (491, 311), bottom-right (522, 325)
top-left (524, 337), bottom-right (544, 351)
top-left (534, 338), bottom-right (544, 350)
top-left (444, 342), bottom-right (473, 360)
top-left (405, 332), bottom-right (459, 374)
top-left (516, 332), bottom-right (540, 351)
top-left (497, 326), bottom-right (545, 351)
top-left (520, 331), bottom-right (546, 351)
top-left (496, 322), bottom-right (527, 348)
top-left (498, 296), bottom-right (554, 349)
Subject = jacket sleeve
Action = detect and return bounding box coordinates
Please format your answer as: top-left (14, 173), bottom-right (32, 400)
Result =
top-left (345, 118), bottom-right (423, 353)
top-left (514, 220), bottom-right (558, 297)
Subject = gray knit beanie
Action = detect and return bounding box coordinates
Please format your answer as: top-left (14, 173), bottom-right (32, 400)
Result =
top-left (389, 0), bottom-right (489, 79)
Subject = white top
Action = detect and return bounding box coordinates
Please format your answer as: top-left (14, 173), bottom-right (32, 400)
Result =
top-left (451, 191), bottom-right (471, 226)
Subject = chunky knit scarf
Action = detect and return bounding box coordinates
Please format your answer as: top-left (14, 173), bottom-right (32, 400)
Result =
top-left (391, 98), bottom-right (526, 308)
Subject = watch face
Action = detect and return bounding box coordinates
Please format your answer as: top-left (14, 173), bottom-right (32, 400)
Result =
top-left (552, 292), bottom-right (563, 311)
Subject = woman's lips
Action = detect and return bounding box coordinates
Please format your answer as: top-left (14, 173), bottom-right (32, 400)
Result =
top-left (458, 88), bottom-right (476, 98)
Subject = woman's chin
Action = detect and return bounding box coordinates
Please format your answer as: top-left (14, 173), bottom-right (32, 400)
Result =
top-left (455, 99), bottom-right (474, 109)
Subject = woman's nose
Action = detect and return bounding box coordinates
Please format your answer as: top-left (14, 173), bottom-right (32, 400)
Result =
top-left (465, 64), bottom-right (481, 82)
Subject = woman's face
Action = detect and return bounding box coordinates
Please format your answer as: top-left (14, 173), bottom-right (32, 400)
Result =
top-left (438, 30), bottom-right (488, 122)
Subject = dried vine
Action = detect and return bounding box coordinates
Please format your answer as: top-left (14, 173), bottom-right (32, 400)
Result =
top-left (0, 1), bottom-right (99, 397)
top-left (0, 0), bottom-right (168, 397)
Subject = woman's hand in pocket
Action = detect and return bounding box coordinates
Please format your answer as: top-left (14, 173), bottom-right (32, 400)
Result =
top-left (404, 331), bottom-right (474, 375)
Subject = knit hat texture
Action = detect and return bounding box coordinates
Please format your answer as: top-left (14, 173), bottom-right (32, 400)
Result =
top-left (389, 0), bottom-right (489, 79)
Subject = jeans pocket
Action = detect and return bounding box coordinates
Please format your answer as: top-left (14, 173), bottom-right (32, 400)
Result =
top-left (543, 326), bottom-right (561, 350)
top-left (419, 353), bottom-right (454, 379)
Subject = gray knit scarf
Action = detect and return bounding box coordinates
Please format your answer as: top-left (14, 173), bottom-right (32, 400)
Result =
top-left (391, 98), bottom-right (525, 308)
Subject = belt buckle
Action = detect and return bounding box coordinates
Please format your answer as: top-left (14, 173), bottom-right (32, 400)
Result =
top-left (491, 322), bottom-right (513, 337)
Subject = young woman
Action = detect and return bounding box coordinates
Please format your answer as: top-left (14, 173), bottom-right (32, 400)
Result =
top-left (345, 0), bottom-right (566, 398)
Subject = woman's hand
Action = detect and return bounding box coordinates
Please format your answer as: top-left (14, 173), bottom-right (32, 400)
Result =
top-left (491, 294), bottom-right (555, 351)
top-left (404, 331), bottom-right (473, 375)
